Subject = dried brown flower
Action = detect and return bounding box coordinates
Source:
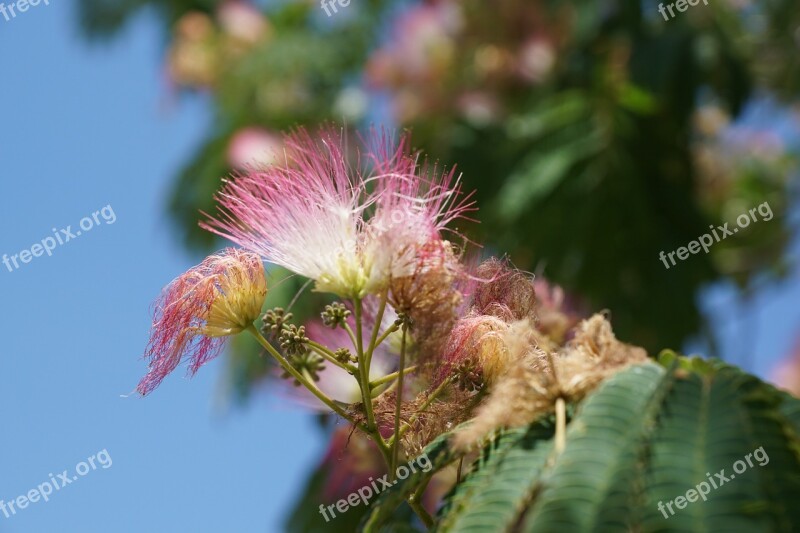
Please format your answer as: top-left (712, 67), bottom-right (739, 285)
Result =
top-left (472, 258), bottom-right (537, 321)
top-left (452, 314), bottom-right (648, 451)
top-left (390, 241), bottom-right (464, 365)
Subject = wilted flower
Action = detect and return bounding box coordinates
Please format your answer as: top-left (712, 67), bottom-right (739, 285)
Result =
top-left (202, 128), bottom-right (474, 299)
top-left (138, 249), bottom-right (266, 395)
top-left (471, 258), bottom-right (537, 322)
top-left (390, 240), bottom-right (465, 361)
top-left (452, 315), bottom-right (648, 450)
top-left (439, 313), bottom-right (510, 386)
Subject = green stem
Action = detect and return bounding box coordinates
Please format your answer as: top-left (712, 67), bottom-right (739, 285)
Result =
top-left (409, 478), bottom-right (436, 527)
top-left (370, 365), bottom-right (418, 389)
top-left (354, 299), bottom-right (381, 438)
top-left (307, 340), bottom-right (358, 374)
top-left (364, 291), bottom-right (388, 375)
top-left (390, 324), bottom-right (408, 478)
top-left (342, 322), bottom-right (359, 352)
top-left (408, 499), bottom-right (434, 529)
top-left (246, 325), bottom-right (364, 430)
top-left (413, 476), bottom-right (432, 510)
top-left (372, 377), bottom-right (399, 399)
top-left (372, 321), bottom-right (400, 351)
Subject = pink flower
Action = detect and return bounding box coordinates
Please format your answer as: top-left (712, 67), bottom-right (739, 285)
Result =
top-left (457, 92), bottom-right (502, 126)
top-left (517, 38), bottom-right (555, 84)
top-left (202, 127), bottom-right (475, 299)
top-left (366, 2), bottom-right (463, 87)
top-left (227, 127), bottom-right (282, 170)
top-left (771, 337), bottom-right (800, 397)
top-left (217, 1), bottom-right (270, 45)
top-left (366, 132), bottom-right (475, 286)
top-left (138, 248), bottom-right (266, 395)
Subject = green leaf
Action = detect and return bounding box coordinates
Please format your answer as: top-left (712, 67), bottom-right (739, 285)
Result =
top-left (521, 363), bottom-right (670, 531)
top-left (495, 130), bottom-right (604, 221)
top-left (423, 359), bottom-right (800, 533)
top-left (434, 421), bottom-right (555, 532)
top-left (640, 366), bottom-right (800, 532)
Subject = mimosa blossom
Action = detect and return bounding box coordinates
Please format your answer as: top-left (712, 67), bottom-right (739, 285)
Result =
top-left (138, 248), bottom-right (266, 395)
top-left (202, 128), bottom-right (475, 298)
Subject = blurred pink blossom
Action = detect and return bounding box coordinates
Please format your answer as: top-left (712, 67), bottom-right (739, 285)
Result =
top-left (771, 338), bottom-right (800, 397)
top-left (227, 127), bottom-right (283, 170)
top-left (217, 0), bottom-right (270, 45)
top-left (517, 38), bottom-right (556, 84)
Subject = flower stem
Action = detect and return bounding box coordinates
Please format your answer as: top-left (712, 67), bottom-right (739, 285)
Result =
top-left (364, 291), bottom-right (388, 374)
top-left (373, 321), bottom-right (400, 350)
top-left (555, 397), bottom-right (566, 455)
top-left (353, 298), bottom-right (383, 444)
top-left (370, 365), bottom-right (418, 389)
top-left (342, 322), bottom-right (359, 352)
top-left (307, 340), bottom-right (358, 374)
top-left (246, 325), bottom-right (364, 431)
top-left (409, 498), bottom-right (434, 528)
top-left (390, 324), bottom-right (408, 478)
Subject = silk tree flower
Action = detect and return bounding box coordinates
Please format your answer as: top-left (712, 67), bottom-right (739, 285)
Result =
top-left (438, 313), bottom-right (511, 387)
top-left (452, 316), bottom-right (648, 451)
top-left (366, 132), bottom-right (475, 287)
top-left (138, 248), bottom-right (267, 395)
top-left (201, 128), bottom-right (475, 299)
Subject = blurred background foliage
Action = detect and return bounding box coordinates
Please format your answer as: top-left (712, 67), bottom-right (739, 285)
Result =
top-left (75, 0), bottom-right (799, 399)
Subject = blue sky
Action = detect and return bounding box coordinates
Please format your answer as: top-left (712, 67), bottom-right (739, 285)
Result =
top-left (0, 4), bottom-right (323, 532)
top-left (0, 3), bottom-right (799, 533)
